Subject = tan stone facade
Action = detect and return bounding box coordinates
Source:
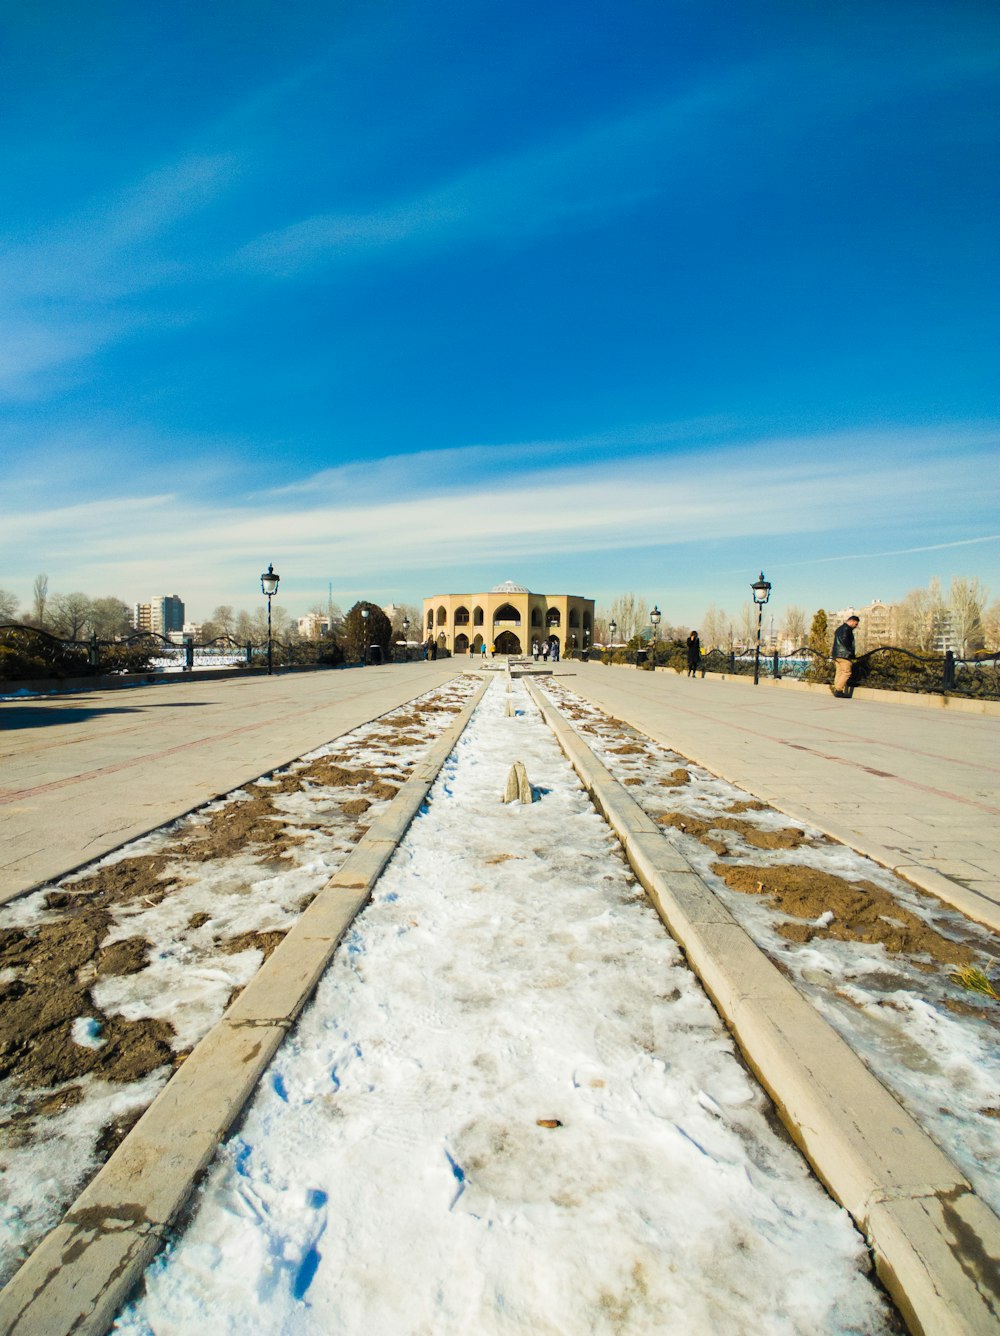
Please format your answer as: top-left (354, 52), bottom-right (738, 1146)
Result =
top-left (422, 580), bottom-right (595, 656)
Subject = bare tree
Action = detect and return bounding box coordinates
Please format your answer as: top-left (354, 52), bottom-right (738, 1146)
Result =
top-left (90, 597), bottom-right (131, 639)
top-left (0, 588), bottom-right (18, 623)
top-left (735, 603), bottom-right (757, 649)
top-left (50, 592), bottom-right (93, 640)
top-left (210, 605), bottom-right (236, 637)
top-left (781, 605), bottom-right (807, 650)
top-left (31, 573), bottom-right (49, 627)
top-left (389, 603), bottom-right (419, 642)
top-left (608, 592), bottom-right (649, 643)
top-left (982, 599), bottom-right (1000, 651)
top-left (896, 578), bottom-right (944, 652)
top-left (699, 604), bottom-right (729, 651)
top-left (948, 577), bottom-right (988, 655)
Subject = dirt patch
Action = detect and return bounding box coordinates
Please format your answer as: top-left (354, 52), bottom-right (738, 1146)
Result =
top-left (727, 800), bottom-right (769, 813)
top-left (0, 899), bottom-right (180, 1089)
top-left (657, 812), bottom-right (809, 853)
top-left (485, 853), bottom-right (522, 865)
top-left (658, 768), bottom-right (691, 788)
top-left (710, 863), bottom-right (975, 965)
top-left (341, 797), bottom-right (372, 818)
top-left (0, 972), bottom-right (177, 1086)
top-left (219, 929), bottom-right (286, 960)
top-left (609, 744), bottom-right (647, 756)
top-left (57, 854), bottom-right (178, 910)
top-left (623, 778), bottom-right (643, 786)
top-left (177, 788), bottom-right (307, 863)
top-left (97, 936), bottom-right (149, 976)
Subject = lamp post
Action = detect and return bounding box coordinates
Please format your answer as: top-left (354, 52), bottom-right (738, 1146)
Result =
top-left (609, 619), bottom-right (617, 649)
top-left (751, 571), bottom-right (771, 685)
top-left (650, 605), bottom-right (661, 665)
top-left (402, 615), bottom-right (410, 662)
top-left (361, 607), bottom-right (369, 665)
top-left (260, 563), bottom-right (280, 675)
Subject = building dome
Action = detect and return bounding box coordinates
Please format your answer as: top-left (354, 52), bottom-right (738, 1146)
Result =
top-left (490, 579), bottom-right (529, 594)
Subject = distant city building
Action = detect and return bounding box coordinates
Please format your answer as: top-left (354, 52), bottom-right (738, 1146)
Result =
top-left (132, 602), bottom-right (153, 633)
top-left (857, 599), bottom-right (899, 651)
top-left (297, 614), bottom-right (331, 639)
top-left (152, 595), bottom-right (185, 635)
top-left (423, 580), bottom-right (594, 655)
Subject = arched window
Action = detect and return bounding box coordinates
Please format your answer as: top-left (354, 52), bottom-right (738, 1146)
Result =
top-left (436, 605), bottom-right (447, 626)
top-left (569, 609), bottom-right (580, 628)
top-left (493, 602), bottom-right (521, 624)
top-left (546, 609), bottom-right (561, 628)
top-left (473, 606), bottom-right (484, 626)
top-left (454, 605), bottom-right (470, 625)
top-left (455, 633), bottom-right (470, 653)
top-left (426, 610), bottom-right (433, 629)
top-left (583, 612), bottom-right (592, 633)
top-left (531, 609), bottom-right (542, 627)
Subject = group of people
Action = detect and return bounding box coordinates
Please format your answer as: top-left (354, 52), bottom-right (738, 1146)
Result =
top-left (530, 639), bottom-right (560, 663)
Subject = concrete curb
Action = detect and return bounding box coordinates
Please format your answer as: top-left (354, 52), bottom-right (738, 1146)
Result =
top-left (0, 679), bottom-right (490, 1336)
top-left (526, 680), bottom-right (1000, 1336)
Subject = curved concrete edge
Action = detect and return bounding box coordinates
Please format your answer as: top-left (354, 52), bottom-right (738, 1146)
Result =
top-left (0, 679), bottom-right (491, 1336)
top-left (525, 680), bottom-right (1000, 1336)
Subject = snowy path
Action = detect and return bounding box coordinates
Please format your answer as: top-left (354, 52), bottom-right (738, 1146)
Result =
top-left (114, 677), bottom-right (896, 1335)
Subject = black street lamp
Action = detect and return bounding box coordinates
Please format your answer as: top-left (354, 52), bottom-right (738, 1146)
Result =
top-left (609, 619), bottom-right (617, 648)
top-left (402, 615), bottom-right (410, 662)
top-left (260, 563), bottom-right (280, 675)
top-left (751, 571), bottom-right (772, 685)
top-left (650, 605), bottom-right (661, 663)
top-left (361, 607), bottom-right (370, 665)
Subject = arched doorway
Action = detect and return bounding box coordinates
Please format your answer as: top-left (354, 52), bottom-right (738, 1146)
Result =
top-left (495, 630), bottom-right (521, 655)
top-left (455, 633), bottom-right (470, 654)
top-left (472, 633), bottom-right (484, 654)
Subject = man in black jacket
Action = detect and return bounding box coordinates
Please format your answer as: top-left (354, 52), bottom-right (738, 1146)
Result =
top-left (831, 612), bottom-right (860, 697)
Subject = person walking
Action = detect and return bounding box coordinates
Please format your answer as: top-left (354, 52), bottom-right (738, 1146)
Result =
top-left (831, 612), bottom-right (860, 697)
top-left (686, 630), bottom-right (701, 677)
top-left (480, 641), bottom-right (487, 662)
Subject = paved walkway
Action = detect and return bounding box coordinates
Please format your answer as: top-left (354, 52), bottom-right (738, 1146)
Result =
top-left (557, 663), bottom-right (1000, 932)
top-left (0, 663), bottom-right (463, 903)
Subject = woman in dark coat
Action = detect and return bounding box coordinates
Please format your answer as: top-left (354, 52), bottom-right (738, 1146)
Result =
top-left (686, 630), bottom-right (701, 677)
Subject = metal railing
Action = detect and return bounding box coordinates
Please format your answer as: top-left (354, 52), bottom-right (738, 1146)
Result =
top-left (588, 637), bottom-right (999, 701)
top-left (1, 624), bottom-right (294, 681)
top-left (696, 643), bottom-right (1000, 700)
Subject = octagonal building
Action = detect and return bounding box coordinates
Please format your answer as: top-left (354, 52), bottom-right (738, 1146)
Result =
top-left (422, 580), bottom-right (595, 656)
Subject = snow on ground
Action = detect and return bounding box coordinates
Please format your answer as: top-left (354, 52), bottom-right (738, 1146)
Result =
top-left (541, 679), bottom-right (1000, 1216)
top-left (113, 676), bottom-right (897, 1336)
top-left (0, 678), bottom-right (479, 1285)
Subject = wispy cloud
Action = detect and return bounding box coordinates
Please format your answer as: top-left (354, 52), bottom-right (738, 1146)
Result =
top-left (234, 72), bottom-right (756, 275)
top-left (6, 424), bottom-right (996, 613)
top-left (0, 153), bottom-right (236, 399)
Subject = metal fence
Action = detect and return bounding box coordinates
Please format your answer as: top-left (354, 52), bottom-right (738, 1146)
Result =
top-left (697, 644), bottom-right (1000, 700)
top-left (0, 623), bottom-right (423, 681)
top-left (591, 638), bottom-right (999, 702)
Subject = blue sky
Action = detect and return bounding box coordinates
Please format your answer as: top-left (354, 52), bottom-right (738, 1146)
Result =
top-left (2, 0), bottom-right (998, 627)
